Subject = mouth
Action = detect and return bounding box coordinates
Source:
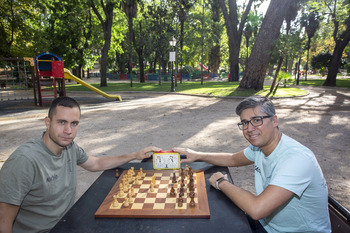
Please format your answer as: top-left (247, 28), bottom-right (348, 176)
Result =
top-left (247, 134), bottom-right (259, 139)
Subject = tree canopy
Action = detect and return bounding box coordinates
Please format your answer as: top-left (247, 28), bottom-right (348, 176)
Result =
top-left (1, 0), bottom-right (349, 88)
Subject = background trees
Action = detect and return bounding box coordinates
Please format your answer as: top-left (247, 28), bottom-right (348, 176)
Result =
top-left (1, 0), bottom-right (349, 89)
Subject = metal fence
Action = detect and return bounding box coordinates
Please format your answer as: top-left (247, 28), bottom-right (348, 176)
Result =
top-left (0, 58), bottom-right (35, 102)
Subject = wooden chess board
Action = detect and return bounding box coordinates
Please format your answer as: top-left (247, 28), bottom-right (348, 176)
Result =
top-left (94, 168), bottom-right (210, 218)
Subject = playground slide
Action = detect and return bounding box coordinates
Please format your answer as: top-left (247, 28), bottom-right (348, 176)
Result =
top-left (199, 62), bottom-right (208, 71)
top-left (63, 68), bottom-right (122, 101)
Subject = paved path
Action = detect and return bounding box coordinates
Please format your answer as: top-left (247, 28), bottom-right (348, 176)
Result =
top-left (0, 85), bottom-right (349, 210)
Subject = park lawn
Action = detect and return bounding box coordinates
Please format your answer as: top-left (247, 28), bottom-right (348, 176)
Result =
top-left (299, 78), bottom-right (350, 88)
top-left (65, 81), bottom-right (308, 97)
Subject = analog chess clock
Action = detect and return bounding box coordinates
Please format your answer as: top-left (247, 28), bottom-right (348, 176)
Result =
top-left (153, 151), bottom-right (180, 170)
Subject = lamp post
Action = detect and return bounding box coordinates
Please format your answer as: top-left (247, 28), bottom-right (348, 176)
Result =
top-left (169, 36), bottom-right (177, 92)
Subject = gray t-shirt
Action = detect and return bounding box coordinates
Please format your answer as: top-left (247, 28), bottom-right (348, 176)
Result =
top-left (0, 136), bottom-right (88, 232)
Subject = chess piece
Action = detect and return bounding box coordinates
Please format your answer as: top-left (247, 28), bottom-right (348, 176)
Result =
top-left (170, 185), bottom-right (176, 197)
top-left (150, 183), bottom-right (155, 192)
top-left (123, 197), bottom-right (129, 207)
top-left (113, 195), bottom-right (119, 207)
top-left (115, 169), bottom-right (119, 177)
top-left (185, 164), bottom-right (189, 176)
top-left (189, 196), bottom-right (195, 207)
top-left (180, 168), bottom-right (185, 178)
top-left (172, 172), bottom-right (177, 183)
top-left (119, 184), bottom-right (125, 197)
top-left (189, 166), bottom-right (193, 177)
top-left (135, 176), bottom-right (140, 185)
top-left (152, 175), bottom-right (156, 184)
top-left (130, 187), bottom-right (135, 197)
top-left (128, 192), bottom-right (133, 203)
top-left (178, 197), bottom-right (183, 207)
top-left (140, 168), bottom-right (146, 177)
top-left (123, 182), bottom-right (129, 192)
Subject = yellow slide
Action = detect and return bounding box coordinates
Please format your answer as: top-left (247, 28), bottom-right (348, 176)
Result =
top-left (64, 68), bottom-right (122, 101)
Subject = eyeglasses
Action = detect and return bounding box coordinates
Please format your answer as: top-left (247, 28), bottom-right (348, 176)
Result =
top-left (237, 115), bottom-right (272, 130)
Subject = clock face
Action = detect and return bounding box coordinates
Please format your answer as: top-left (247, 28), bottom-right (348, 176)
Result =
top-left (153, 152), bottom-right (180, 170)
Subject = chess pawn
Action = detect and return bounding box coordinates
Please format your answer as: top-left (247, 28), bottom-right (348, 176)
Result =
top-left (170, 185), bottom-right (176, 197)
top-left (189, 196), bottom-right (195, 207)
top-left (180, 168), bottom-right (185, 178)
top-left (140, 168), bottom-right (146, 177)
top-left (115, 169), bottom-right (119, 177)
top-left (130, 187), bottom-right (135, 197)
top-left (123, 184), bottom-right (129, 192)
top-left (128, 192), bottom-right (133, 203)
top-left (113, 195), bottom-right (119, 207)
top-left (123, 198), bottom-right (129, 207)
top-left (151, 176), bottom-right (156, 184)
top-left (119, 184), bottom-right (125, 196)
top-left (130, 167), bottom-right (135, 175)
top-left (185, 164), bottom-right (189, 176)
top-left (150, 183), bottom-right (155, 192)
top-left (135, 176), bottom-right (140, 185)
top-left (178, 197), bottom-right (183, 207)
top-left (172, 172), bottom-right (177, 183)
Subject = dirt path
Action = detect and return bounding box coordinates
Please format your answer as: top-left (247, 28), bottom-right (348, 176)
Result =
top-left (0, 86), bottom-right (349, 210)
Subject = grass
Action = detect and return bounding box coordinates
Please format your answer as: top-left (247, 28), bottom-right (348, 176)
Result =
top-left (64, 78), bottom-right (350, 98)
top-left (65, 81), bottom-right (307, 98)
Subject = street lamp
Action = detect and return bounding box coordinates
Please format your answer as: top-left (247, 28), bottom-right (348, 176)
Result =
top-left (169, 36), bottom-right (177, 92)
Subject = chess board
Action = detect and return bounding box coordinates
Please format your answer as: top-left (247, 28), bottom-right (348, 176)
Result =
top-left (94, 168), bottom-right (210, 218)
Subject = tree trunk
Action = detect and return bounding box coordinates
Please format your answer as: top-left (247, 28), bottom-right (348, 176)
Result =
top-left (324, 17), bottom-right (350, 86)
top-left (138, 53), bottom-right (145, 83)
top-left (239, 0), bottom-right (291, 90)
top-left (270, 55), bottom-right (284, 92)
top-left (90, 0), bottom-right (114, 87)
top-left (218, 0), bottom-right (253, 82)
top-left (128, 14), bottom-right (134, 87)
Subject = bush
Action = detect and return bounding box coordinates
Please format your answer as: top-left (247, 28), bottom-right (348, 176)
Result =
top-left (181, 65), bottom-right (194, 75)
top-left (278, 72), bottom-right (293, 87)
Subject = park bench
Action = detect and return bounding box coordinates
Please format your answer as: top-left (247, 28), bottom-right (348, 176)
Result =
top-left (329, 195), bottom-right (350, 233)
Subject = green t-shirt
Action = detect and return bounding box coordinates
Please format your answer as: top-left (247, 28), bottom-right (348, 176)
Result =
top-left (0, 136), bottom-right (88, 233)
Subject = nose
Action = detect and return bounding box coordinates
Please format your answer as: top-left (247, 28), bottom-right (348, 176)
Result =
top-left (63, 124), bottom-right (72, 134)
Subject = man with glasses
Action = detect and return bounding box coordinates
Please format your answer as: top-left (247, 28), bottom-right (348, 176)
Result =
top-left (174, 95), bottom-right (330, 233)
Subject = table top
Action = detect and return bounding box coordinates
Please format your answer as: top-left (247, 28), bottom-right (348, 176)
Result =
top-left (51, 162), bottom-right (252, 233)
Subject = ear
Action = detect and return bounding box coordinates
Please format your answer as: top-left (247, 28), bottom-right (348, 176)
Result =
top-left (44, 116), bottom-right (50, 129)
top-left (272, 114), bottom-right (279, 128)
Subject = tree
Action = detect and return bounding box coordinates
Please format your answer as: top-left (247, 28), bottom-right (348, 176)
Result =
top-left (122, 0), bottom-right (139, 87)
top-left (311, 52), bottom-right (332, 75)
top-left (0, 0), bottom-right (44, 57)
top-left (218, 0), bottom-right (254, 82)
top-left (208, 0), bottom-right (224, 75)
top-left (91, 0), bottom-right (115, 87)
top-left (324, 0), bottom-right (350, 86)
top-left (239, 0), bottom-right (292, 90)
top-left (242, 13), bottom-right (262, 69)
top-left (270, 1), bottom-right (300, 93)
top-left (175, 0), bottom-right (194, 83)
top-left (301, 7), bottom-right (321, 80)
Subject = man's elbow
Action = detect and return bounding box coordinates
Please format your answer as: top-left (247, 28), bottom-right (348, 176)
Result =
top-left (246, 206), bottom-right (271, 221)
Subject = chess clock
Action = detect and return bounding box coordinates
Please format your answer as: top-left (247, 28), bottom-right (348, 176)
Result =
top-left (153, 151), bottom-right (181, 170)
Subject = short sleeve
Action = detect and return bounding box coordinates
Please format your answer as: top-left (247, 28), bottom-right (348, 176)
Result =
top-left (0, 155), bottom-right (35, 205)
top-left (270, 154), bottom-right (313, 197)
top-left (71, 142), bottom-right (88, 165)
top-left (244, 145), bottom-right (260, 162)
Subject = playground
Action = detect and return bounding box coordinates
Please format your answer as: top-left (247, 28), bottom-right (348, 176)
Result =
top-left (0, 52), bottom-right (121, 107)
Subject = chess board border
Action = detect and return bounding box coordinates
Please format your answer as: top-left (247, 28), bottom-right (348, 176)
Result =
top-left (94, 169), bottom-right (210, 219)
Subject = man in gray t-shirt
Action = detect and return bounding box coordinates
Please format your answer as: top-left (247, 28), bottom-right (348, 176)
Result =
top-left (0, 96), bottom-right (160, 233)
